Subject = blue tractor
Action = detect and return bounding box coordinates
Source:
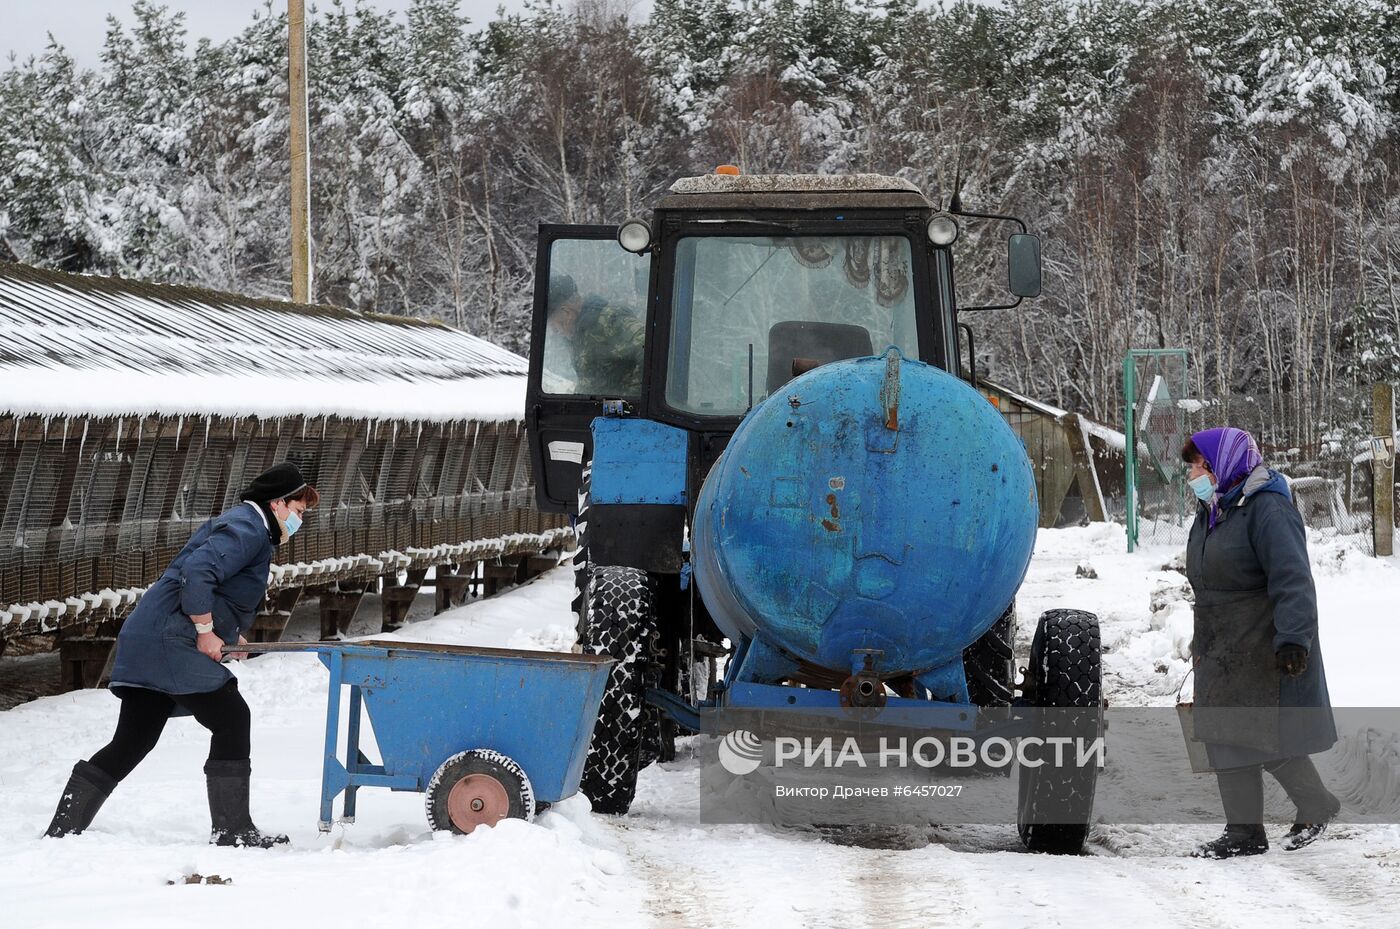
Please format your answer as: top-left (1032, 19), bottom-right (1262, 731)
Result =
top-left (524, 172), bottom-right (1103, 853)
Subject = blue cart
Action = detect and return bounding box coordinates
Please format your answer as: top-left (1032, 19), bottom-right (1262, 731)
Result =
top-left (246, 640), bottom-right (612, 834)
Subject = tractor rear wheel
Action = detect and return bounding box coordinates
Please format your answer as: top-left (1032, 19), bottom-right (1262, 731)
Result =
top-left (578, 565), bottom-right (658, 814)
top-left (571, 461), bottom-right (595, 640)
top-left (1017, 608), bottom-right (1102, 855)
top-left (964, 601), bottom-right (1017, 706)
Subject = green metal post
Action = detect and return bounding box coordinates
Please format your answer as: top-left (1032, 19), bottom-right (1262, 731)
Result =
top-left (1124, 354), bottom-right (1137, 552)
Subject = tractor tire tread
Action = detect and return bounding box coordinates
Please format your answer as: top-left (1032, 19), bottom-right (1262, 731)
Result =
top-left (578, 566), bottom-right (657, 815)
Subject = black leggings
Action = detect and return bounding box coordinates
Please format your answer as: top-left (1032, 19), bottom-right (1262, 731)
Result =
top-left (89, 679), bottom-right (251, 782)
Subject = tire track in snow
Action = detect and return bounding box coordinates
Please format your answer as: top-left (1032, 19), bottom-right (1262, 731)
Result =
top-left (609, 820), bottom-right (717, 929)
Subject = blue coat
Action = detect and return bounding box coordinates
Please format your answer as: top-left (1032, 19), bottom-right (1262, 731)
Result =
top-left (110, 503), bottom-right (275, 698)
top-left (1185, 466), bottom-right (1337, 768)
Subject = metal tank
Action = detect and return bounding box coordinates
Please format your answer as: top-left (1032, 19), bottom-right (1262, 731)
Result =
top-left (692, 349), bottom-right (1038, 680)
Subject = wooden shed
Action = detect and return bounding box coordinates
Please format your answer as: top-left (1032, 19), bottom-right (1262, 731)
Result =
top-left (0, 262), bottom-right (570, 688)
top-left (979, 380), bottom-right (1123, 528)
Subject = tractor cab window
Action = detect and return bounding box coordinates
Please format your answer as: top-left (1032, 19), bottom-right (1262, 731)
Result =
top-left (665, 235), bottom-right (918, 416)
top-left (541, 239), bottom-right (649, 396)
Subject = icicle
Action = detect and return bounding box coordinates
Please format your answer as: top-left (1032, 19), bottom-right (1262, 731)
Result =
top-left (13, 418), bottom-right (18, 446)
top-left (42, 414), bottom-right (51, 441)
top-left (416, 421), bottom-right (423, 446)
top-left (78, 419), bottom-right (89, 458)
top-left (61, 417), bottom-right (69, 451)
top-left (115, 417), bottom-right (123, 453)
top-left (393, 421), bottom-right (399, 444)
top-left (365, 419), bottom-right (371, 443)
top-left (321, 414), bottom-right (328, 440)
top-left (301, 416), bottom-right (307, 440)
top-left (137, 416), bottom-right (145, 447)
top-left (204, 418), bottom-right (211, 446)
top-left (175, 415), bottom-right (183, 449)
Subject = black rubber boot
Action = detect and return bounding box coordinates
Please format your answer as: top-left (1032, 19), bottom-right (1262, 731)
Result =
top-left (1193, 824), bottom-right (1269, 859)
top-left (204, 759), bottom-right (289, 848)
top-left (1265, 755), bottom-right (1342, 849)
top-left (44, 760), bottom-right (118, 838)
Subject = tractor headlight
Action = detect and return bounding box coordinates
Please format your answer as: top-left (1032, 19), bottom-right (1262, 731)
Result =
top-left (927, 213), bottom-right (959, 247)
top-left (617, 219), bottom-right (653, 254)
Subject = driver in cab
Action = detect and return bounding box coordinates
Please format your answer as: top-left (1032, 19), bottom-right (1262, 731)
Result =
top-left (545, 274), bottom-right (645, 397)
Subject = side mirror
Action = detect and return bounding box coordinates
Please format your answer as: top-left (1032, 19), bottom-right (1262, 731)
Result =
top-left (1007, 233), bottom-right (1042, 298)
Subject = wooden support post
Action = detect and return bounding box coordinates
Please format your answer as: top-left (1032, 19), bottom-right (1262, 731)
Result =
top-left (250, 587), bottom-right (304, 643)
top-left (433, 566), bottom-right (473, 614)
top-left (1065, 414), bottom-right (1108, 523)
top-left (319, 586), bottom-right (367, 639)
top-left (524, 554), bottom-right (561, 579)
top-left (481, 560), bottom-right (519, 597)
top-left (58, 635), bottom-right (117, 691)
top-left (1374, 383), bottom-right (1395, 558)
top-left (381, 583), bottom-right (420, 633)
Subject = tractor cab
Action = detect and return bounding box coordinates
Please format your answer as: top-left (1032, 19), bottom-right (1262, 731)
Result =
top-left (525, 171), bottom-right (1041, 518)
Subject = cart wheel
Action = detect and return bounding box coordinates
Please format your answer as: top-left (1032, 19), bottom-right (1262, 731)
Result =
top-left (425, 749), bottom-right (535, 835)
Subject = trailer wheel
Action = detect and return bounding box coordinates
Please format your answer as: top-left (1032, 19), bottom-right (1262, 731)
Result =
top-left (578, 565), bottom-right (657, 814)
top-left (964, 601), bottom-right (1017, 706)
top-left (426, 749), bottom-right (535, 835)
top-left (1017, 608), bottom-right (1102, 855)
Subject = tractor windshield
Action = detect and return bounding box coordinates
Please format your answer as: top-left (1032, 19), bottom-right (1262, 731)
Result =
top-left (665, 234), bottom-right (919, 416)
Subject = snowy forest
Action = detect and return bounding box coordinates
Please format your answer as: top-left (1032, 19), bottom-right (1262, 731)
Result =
top-left (1, 0), bottom-right (1397, 448)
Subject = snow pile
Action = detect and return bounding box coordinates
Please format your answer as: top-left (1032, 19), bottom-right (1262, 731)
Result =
top-left (0, 569), bottom-right (647, 929)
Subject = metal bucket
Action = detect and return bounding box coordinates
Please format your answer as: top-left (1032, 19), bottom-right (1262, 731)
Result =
top-left (1176, 702), bottom-right (1214, 774)
top-left (1176, 670), bottom-right (1213, 774)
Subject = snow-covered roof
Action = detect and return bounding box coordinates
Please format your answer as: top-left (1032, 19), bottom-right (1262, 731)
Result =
top-left (0, 263), bottom-right (527, 422)
top-left (668, 173), bottom-right (923, 195)
top-left (983, 378), bottom-right (1128, 452)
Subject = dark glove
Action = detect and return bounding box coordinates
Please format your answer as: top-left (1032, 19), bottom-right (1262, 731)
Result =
top-left (1276, 644), bottom-right (1309, 677)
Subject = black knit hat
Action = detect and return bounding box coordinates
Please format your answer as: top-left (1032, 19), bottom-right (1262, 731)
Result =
top-left (548, 274), bottom-right (578, 308)
top-left (239, 462), bottom-right (309, 503)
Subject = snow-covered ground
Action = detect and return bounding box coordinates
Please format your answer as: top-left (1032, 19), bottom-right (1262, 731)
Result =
top-left (3, 525), bottom-right (1399, 929)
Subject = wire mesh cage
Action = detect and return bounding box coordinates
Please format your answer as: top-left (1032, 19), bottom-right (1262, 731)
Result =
top-left (1124, 349), bottom-right (1192, 551)
top-left (0, 410), bottom-right (566, 639)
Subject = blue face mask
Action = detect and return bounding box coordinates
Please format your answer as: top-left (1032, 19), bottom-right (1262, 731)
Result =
top-left (283, 509), bottom-right (303, 536)
top-left (1188, 473), bottom-right (1216, 502)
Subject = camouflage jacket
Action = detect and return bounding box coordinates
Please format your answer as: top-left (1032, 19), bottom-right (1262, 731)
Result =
top-left (571, 298), bottom-right (645, 395)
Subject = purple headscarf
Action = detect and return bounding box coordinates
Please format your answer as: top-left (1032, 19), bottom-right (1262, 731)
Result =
top-left (1190, 427), bottom-right (1263, 529)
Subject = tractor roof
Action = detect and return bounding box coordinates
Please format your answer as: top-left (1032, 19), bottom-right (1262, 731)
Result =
top-left (658, 173), bottom-right (933, 211)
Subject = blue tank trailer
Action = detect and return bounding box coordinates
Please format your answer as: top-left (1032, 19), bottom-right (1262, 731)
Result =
top-left (524, 173), bottom-right (1104, 853)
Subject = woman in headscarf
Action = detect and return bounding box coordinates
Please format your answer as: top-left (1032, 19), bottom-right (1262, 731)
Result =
top-left (44, 462), bottom-right (319, 847)
top-left (1182, 428), bottom-right (1340, 858)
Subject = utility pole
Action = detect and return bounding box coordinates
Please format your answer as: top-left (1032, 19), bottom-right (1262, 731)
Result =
top-left (289, 0), bottom-right (312, 303)
top-left (1374, 383), bottom-right (1396, 558)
